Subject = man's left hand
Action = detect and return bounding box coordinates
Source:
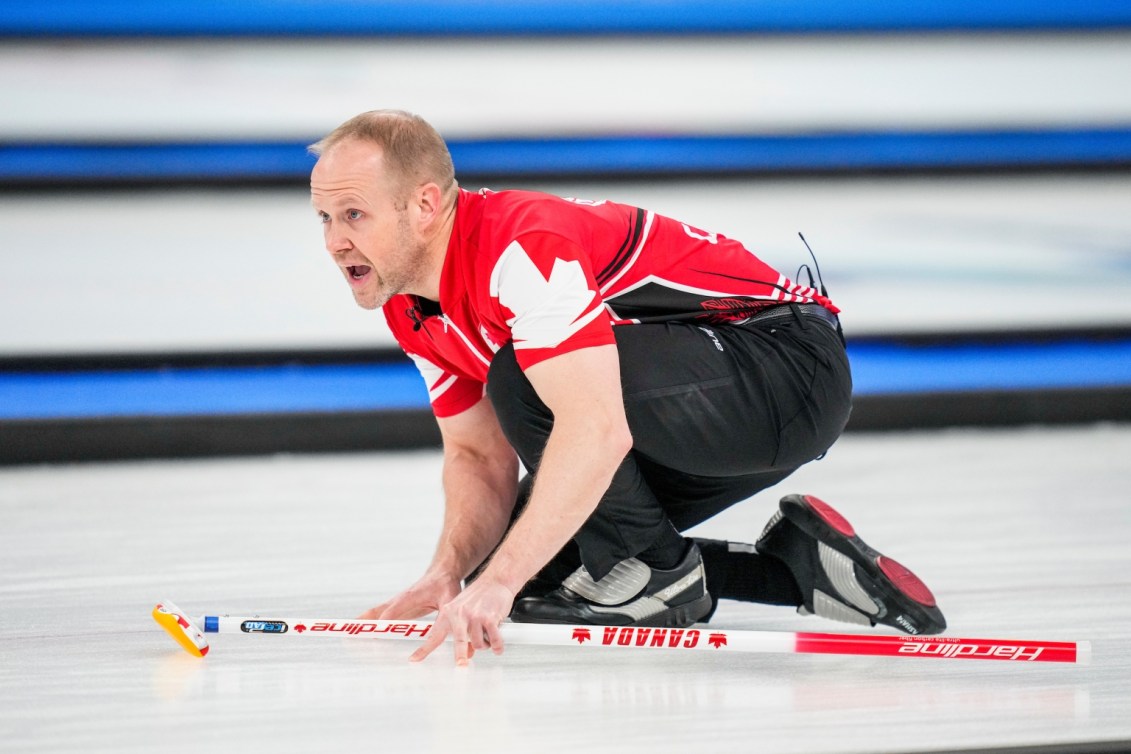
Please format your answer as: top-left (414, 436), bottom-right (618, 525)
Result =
top-left (409, 578), bottom-right (516, 665)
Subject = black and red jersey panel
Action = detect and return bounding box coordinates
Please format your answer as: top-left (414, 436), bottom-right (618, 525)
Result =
top-left (383, 188), bottom-right (837, 417)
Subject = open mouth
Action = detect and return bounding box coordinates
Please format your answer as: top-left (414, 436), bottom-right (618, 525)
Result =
top-left (347, 265), bottom-right (372, 280)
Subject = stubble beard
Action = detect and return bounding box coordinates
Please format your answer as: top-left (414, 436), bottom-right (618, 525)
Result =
top-left (354, 213), bottom-right (425, 311)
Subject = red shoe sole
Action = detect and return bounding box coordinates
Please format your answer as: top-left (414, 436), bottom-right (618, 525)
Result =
top-left (877, 555), bottom-right (938, 608)
top-left (802, 494), bottom-right (856, 537)
top-left (802, 494), bottom-right (937, 609)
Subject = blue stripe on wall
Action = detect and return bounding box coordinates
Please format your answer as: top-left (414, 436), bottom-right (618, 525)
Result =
top-left (848, 340), bottom-right (1131, 395)
top-left (4, 128), bottom-right (1131, 182)
top-left (0, 363), bottom-right (429, 420)
top-left (0, 142), bottom-right (317, 182)
top-left (3, 340), bottom-right (1130, 421)
top-left (453, 129), bottom-right (1131, 175)
top-left (3, 0), bottom-right (1130, 37)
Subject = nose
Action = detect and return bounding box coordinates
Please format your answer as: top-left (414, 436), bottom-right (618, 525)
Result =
top-left (324, 221), bottom-right (352, 256)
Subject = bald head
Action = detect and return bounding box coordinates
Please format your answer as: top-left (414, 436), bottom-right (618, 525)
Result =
top-left (310, 110), bottom-right (457, 207)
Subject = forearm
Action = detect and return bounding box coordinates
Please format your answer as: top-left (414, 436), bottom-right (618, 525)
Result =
top-left (406, 345), bottom-right (632, 664)
top-left (478, 413), bottom-right (632, 594)
top-left (428, 445), bottom-right (519, 582)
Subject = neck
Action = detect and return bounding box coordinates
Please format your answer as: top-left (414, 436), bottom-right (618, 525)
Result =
top-left (412, 193), bottom-right (458, 302)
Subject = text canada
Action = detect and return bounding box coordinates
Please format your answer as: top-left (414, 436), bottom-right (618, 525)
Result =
top-left (602, 627), bottom-right (701, 648)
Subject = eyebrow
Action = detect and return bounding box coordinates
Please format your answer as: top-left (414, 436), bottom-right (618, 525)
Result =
top-left (310, 188), bottom-right (367, 203)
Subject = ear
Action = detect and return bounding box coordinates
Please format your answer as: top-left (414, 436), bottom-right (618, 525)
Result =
top-left (413, 182), bottom-right (444, 229)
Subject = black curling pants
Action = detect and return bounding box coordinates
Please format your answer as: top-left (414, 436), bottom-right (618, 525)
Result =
top-left (485, 305), bottom-right (853, 586)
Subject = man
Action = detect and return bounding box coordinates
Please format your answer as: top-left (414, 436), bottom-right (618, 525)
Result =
top-left (309, 110), bottom-right (945, 665)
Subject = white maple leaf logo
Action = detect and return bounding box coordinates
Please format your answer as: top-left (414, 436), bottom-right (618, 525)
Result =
top-left (489, 241), bottom-right (603, 350)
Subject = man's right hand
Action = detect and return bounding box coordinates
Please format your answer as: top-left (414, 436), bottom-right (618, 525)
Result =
top-left (359, 398), bottom-right (519, 624)
top-left (357, 571), bottom-right (462, 620)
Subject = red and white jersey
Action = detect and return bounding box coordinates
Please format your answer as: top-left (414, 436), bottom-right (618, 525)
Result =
top-left (383, 188), bottom-right (838, 418)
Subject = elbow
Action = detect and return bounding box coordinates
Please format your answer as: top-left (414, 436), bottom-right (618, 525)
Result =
top-left (558, 406), bottom-right (633, 461)
top-left (604, 415), bottom-right (634, 460)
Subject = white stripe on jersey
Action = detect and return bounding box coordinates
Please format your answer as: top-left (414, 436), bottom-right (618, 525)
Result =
top-left (772, 273), bottom-right (788, 302)
top-left (406, 352), bottom-right (455, 401)
top-left (429, 373), bottom-right (459, 401)
top-left (599, 210), bottom-right (655, 295)
top-left (608, 273), bottom-right (785, 303)
top-left (774, 274), bottom-right (819, 303)
top-left (438, 314), bottom-right (493, 368)
top-left (603, 301), bottom-right (641, 324)
top-left (793, 282), bottom-right (819, 300)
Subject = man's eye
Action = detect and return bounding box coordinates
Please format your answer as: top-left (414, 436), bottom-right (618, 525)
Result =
top-left (347, 210), bottom-right (362, 220)
top-left (317, 212), bottom-right (330, 223)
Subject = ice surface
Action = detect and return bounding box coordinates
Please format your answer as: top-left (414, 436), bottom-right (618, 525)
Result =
top-left (2, 426), bottom-right (1129, 753)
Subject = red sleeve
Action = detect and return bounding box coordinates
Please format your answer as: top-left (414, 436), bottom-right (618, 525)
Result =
top-left (487, 231), bottom-right (615, 371)
top-left (383, 296), bottom-right (486, 419)
top-left (404, 351), bottom-right (485, 418)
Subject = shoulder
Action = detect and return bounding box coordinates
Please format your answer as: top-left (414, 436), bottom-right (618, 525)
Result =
top-left (477, 189), bottom-right (586, 234)
top-left (463, 191), bottom-right (580, 278)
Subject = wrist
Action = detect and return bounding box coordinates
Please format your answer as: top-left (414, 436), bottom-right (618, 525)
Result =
top-left (476, 554), bottom-right (529, 598)
top-left (423, 561), bottom-right (464, 587)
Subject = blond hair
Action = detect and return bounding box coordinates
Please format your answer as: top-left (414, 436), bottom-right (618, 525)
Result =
top-left (309, 110), bottom-right (457, 203)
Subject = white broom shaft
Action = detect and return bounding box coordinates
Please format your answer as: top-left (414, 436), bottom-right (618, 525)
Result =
top-left (200, 616), bottom-right (1088, 664)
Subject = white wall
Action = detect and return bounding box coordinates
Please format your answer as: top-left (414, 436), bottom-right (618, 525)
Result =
top-left (3, 33), bottom-right (1129, 355)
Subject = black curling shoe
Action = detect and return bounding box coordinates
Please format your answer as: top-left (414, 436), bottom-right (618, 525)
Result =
top-left (510, 542), bottom-right (712, 628)
top-left (756, 494), bottom-right (947, 635)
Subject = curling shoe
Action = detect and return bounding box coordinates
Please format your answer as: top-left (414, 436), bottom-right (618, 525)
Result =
top-left (510, 542), bottom-right (712, 627)
top-left (756, 494), bottom-right (946, 635)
